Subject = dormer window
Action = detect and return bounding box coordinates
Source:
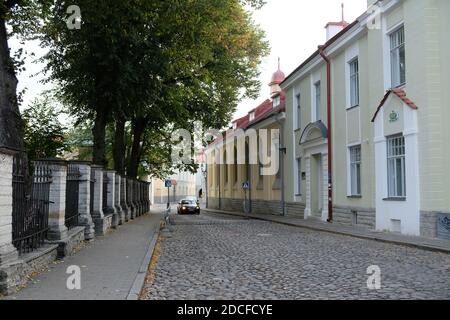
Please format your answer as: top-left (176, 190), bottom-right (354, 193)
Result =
top-left (232, 122), bottom-right (237, 130)
top-left (273, 95), bottom-right (281, 108)
top-left (249, 111), bottom-right (255, 121)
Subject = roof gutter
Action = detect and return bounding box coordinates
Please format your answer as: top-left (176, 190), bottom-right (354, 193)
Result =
top-left (318, 45), bottom-right (333, 223)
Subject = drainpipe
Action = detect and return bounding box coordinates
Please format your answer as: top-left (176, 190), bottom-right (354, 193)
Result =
top-left (276, 114), bottom-right (286, 216)
top-left (318, 45), bottom-right (333, 223)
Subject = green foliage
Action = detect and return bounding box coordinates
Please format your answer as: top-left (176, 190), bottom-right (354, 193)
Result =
top-left (22, 95), bottom-right (68, 161)
top-left (39, 0), bottom-right (269, 176)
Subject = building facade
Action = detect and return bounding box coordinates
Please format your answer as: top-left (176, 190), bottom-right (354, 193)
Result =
top-left (207, 0), bottom-right (450, 240)
top-left (151, 170), bottom-right (198, 204)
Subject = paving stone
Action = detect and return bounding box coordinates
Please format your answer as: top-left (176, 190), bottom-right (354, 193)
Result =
top-left (143, 211), bottom-right (450, 300)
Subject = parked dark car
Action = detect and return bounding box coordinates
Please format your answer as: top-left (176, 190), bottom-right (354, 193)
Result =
top-left (177, 199), bottom-right (200, 215)
top-left (185, 196), bottom-right (200, 205)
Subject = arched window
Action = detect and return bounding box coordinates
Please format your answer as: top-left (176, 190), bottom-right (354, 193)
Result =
top-left (223, 150), bottom-right (228, 185)
top-left (233, 146), bottom-right (238, 184)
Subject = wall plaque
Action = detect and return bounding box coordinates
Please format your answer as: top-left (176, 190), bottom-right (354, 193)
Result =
top-left (437, 213), bottom-right (450, 240)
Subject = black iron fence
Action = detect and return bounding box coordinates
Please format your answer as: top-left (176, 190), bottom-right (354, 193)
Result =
top-left (11, 154), bottom-right (150, 255)
top-left (65, 164), bottom-right (81, 229)
top-left (12, 155), bottom-right (52, 255)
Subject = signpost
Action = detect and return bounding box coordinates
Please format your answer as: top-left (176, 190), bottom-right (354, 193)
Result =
top-left (165, 180), bottom-right (172, 209)
top-left (242, 181), bottom-right (250, 214)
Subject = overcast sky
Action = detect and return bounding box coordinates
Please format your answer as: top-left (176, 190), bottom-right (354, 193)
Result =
top-left (237, 0), bottom-right (367, 118)
top-left (11, 0), bottom-right (368, 120)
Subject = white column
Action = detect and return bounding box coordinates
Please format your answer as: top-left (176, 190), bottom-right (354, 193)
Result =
top-left (39, 159), bottom-right (69, 241)
top-left (71, 161), bottom-right (95, 240)
top-left (304, 156), bottom-right (311, 218)
top-left (0, 149), bottom-right (19, 265)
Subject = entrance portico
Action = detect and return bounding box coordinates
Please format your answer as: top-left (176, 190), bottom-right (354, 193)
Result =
top-left (300, 121), bottom-right (329, 222)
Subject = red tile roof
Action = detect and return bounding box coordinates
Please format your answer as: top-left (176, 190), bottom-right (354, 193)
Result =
top-left (371, 88), bottom-right (419, 122)
top-left (208, 93), bottom-right (286, 147)
top-left (325, 21), bottom-right (350, 28)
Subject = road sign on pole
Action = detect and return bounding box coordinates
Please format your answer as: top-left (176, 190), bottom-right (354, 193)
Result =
top-left (165, 180), bottom-right (172, 188)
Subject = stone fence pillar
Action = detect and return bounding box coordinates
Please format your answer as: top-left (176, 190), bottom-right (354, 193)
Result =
top-left (145, 182), bottom-right (150, 214)
top-left (121, 175), bottom-right (130, 222)
top-left (37, 159), bottom-right (69, 241)
top-left (127, 178), bottom-right (136, 219)
top-left (91, 165), bottom-right (110, 236)
top-left (0, 148), bottom-right (19, 267)
top-left (139, 181), bottom-right (144, 215)
top-left (135, 181), bottom-right (141, 217)
top-left (70, 161), bottom-right (95, 240)
top-left (114, 174), bottom-right (124, 225)
top-left (105, 170), bottom-right (118, 228)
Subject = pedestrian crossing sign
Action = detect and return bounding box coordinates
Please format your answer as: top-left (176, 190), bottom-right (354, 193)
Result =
top-left (165, 180), bottom-right (172, 188)
top-left (242, 181), bottom-right (250, 189)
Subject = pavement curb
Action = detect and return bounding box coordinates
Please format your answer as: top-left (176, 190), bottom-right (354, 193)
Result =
top-left (126, 222), bottom-right (161, 300)
top-left (203, 209), bottom-right (450, 255)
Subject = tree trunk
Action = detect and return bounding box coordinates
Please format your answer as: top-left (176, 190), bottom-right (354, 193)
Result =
top-left (0, 17), bottom-right (24, 151)
top-left (127, 116), bottom-right (146, 178)
top-left (92, 111), bottom-right (107, 167)
top-left (113, 117), bottom-right (126, 174)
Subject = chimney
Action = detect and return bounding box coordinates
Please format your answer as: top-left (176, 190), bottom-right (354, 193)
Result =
top-left (367, 0), bottom-right (378, 8)
top-left (325, 3), bottom-right (349, 41)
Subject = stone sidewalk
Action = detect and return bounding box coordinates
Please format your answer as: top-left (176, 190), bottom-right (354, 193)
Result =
top-left (2, 212), bottom-right (163, 300)
top-left (203, 208), bottom-right (450, 254)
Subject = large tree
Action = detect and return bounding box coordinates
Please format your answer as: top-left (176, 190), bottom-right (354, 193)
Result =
top-left (41, 0), bottom-right (268, 177)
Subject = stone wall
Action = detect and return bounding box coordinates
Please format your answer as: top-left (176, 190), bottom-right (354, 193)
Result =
top-left (420, 211), bottom-right (438, 239)
top-left (333, 205), bottom-right (376, 229)
top-left (286, 202), bottom-right (305, 219)
top-left (0, 150), bottom-right (151, 295)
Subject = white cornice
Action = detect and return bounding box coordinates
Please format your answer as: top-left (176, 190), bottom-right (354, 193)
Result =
top-left (281, 0), bottom-right (401, 91)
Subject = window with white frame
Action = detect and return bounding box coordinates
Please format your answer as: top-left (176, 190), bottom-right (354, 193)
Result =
top-left (390, 26), bottom-right (406, 88)
top-left (296, 157), bottom-right (302, 195)
top-left (349, 145), bottom-right (361, 196)
top-left (296, 94), bottom-right (301, 130)
top-left (387, 135), bottom-right (406, 198)
top-left (249, 111), bottom-right (255, 121)
top-left (314, 81), bottom-right (321, 121)
top-left (349, 58), bottom-right (359, 107)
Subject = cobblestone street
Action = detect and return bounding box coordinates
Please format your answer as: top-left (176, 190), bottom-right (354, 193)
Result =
top-left (143, 211), bottom-right (450, 300)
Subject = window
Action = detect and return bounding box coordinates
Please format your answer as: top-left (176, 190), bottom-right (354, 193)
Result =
top-left (296, 158), bottom-right (302, 195)
top-left (349, 145), bottom-right (361, 196)
top-left (273, 95), bottom-right (281, 108)
top-left (349, 58), bottom-right (359, 107)
top-left (390, 26), bottom-right (406, 87)
top-left (387, 135), bottom-right (406, 198)
top-left (249, 111), bottom-right (255, 121)
top-left (296, 94), bottom-right (301, 130)
top-left (314, 81), bottom-right (321, 121)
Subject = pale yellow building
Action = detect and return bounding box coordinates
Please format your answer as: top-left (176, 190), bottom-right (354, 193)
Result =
top-left (151, 170), bottom-right (197, 204)
top-left (207, 0), bottom-right (450, 241)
